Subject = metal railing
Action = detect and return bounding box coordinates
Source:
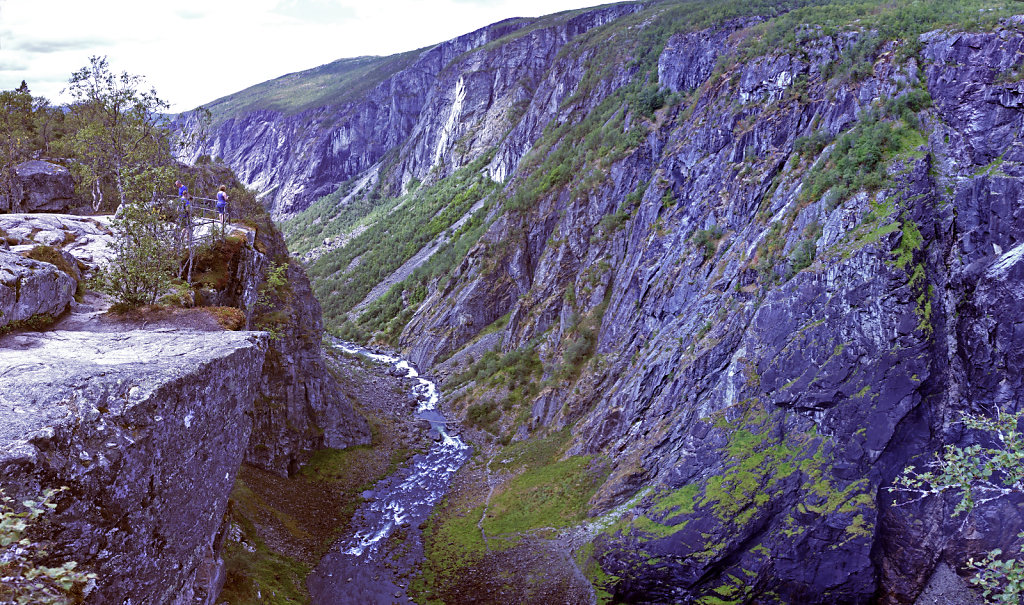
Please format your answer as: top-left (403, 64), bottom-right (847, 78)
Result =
top-left (155, 194), bottom-right (235, 284)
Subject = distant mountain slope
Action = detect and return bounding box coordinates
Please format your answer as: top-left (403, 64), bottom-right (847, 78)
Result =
top-left (201, 52), bottom-right (423, 125)
top-left (178, 4), bottom-right (640, 216)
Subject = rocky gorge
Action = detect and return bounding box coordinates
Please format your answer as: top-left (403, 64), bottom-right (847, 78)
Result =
top-left (0, 201), bottom-right (369, 602)
top-left (2, 0), bottom-right (1023, 604)
top-left (177, 1), bottom-right (1024, 603)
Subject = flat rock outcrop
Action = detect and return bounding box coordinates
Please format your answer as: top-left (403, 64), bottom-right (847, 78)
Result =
top-left (0, 213), bottom-right (113, 268)
top-left (0, 329), bottom-right (267, 603)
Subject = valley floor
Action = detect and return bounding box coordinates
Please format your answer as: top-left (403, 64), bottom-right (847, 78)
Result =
top-left (220, 351), bottom-right (433, 603)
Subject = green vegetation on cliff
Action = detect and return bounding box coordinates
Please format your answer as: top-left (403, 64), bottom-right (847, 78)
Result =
top-left (0, 487), bottom-right (95, 604)
top-left (892, 410), bottom-right (1024, 604)
top-left (285, 153), bottom-right (498, 340)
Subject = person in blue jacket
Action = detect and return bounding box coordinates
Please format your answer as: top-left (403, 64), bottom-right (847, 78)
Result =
top-left (216, 185), bottom-right (229, 228)
top-left (175, 181), bottom-right (191, 232)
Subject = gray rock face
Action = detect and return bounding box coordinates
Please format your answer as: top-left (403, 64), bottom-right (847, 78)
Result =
top-left (0, 329), bottom-right (267, 603)
top-left (0, 160), bottom-right (76, 213)
top-left (0, 248), bottom-right (76, 329)
top-left (199, 232), bottom-right (370, 475)
top-left (388, 19), bottom-right (1024, 605)
top-left (658, 19), bottom-right (756, 94)
top-left (180, 4), bottom-right (641, 217)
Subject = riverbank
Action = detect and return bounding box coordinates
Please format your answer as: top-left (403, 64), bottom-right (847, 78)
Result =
top-left (307, 342), bottom-right (471, 604)
top-left (220, 347), bottom-right (434, 603)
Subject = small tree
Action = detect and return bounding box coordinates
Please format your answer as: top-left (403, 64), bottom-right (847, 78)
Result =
top-left (92, 201), bottom-right (177, 308)
top-left (891, 409), bottom-right (1024, 603)
top-left (60, 56), bottom-right (173, 212)
top-left (0, 486), bottom-right (96, 604)
top-left (0, 81), bottom-right (35, 205)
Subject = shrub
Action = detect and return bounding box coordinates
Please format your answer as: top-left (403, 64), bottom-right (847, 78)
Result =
top-left (891, 410), bottom-right (1024, 604)
top-left (91, 202), bottom-right (177, 308)
top-left (693, 225), bottom-right (725, 261)
top-left (0, 486), bottom-right (96, 603)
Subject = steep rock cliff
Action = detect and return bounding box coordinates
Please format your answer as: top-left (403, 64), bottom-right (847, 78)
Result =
top-left (201, 225), bottom-right (371, 475)
top-left (180, 4), bottom-right (641, 217)
top-left (395, 20), bottom-right (1024, 603)
top-left (0, 329), bottom-right (267, 604)
top-left (0, 201), bottom-right (369, 601)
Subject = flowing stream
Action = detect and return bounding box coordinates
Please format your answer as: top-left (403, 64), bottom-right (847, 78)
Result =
top-left (307, 340), bottom-right (471, 604)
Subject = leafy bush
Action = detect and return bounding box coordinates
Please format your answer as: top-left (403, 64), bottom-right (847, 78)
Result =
top-left (91, 202), bottom-right (177, 308)
top-left (0, 486), bottom-right (95, 604)
top-left (692, 225), bottom-right (725, 261)
top-left (633, 84), bottom-right (668, 118)
top-left (793, 131), bottom-right (833, 161)
top-left (788, 221), bottom-right (823, 276)
top-left (891, 410), bottom-right (1024, 604)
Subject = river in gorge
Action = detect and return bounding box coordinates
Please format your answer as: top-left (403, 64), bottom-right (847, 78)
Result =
top-left (307, 340), bottom-right (471, 604)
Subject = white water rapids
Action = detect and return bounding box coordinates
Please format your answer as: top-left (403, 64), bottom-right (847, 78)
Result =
top-left (308, 340), bottom-right (471, 604)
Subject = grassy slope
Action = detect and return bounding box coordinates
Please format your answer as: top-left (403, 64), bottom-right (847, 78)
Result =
top-left (201, 51), bottom-right (422, 125)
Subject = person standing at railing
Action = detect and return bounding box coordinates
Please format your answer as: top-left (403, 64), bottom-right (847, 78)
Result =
top-left (216, 185), bottom-right (229, 230)
top-left (175, 180), bottom-right (191, 222)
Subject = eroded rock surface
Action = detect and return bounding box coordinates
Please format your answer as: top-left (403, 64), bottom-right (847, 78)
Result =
top-left (198, 230), bottom-right (372, 475)
top-left (0, 329), bottom-right (267, 604)
top-left (0, 248), bottom-right (76, 329)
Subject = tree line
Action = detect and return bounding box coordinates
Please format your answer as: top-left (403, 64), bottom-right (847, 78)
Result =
top-left (0, 55), bottom-right (211, 213)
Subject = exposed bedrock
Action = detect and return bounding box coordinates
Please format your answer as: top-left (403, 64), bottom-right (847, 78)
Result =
top-left (0, 248), bottom-right (76, 329)
top-left (201, 234), bottom-right (371, 475)
top-left (395, 23), bottom-right (1024, 604)
top-left (0, 160), bottom-right (76, 214)
top-left (0, 329), bottom-right (268, 604)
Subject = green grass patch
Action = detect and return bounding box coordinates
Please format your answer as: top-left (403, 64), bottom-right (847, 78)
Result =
top-left (483, 455), bottom-right (610, 536)
top-left (220, 481), bottom-right (310, 605)
top-left (201, 51), bottom-right (423, 125)
top-left (412, 502), bottom-right (488, 604)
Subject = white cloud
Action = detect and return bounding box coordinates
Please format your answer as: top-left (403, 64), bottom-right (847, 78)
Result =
top-left (0, 0), bottom-right (620, 111)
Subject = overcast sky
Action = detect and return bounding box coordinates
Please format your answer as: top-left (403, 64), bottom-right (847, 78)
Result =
top-left (0, 0), bottom-right (612, 112)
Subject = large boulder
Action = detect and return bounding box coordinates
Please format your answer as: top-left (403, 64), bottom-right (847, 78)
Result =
top-left (0, 329), bottom-right (268, 603)
top-left (0, 248), bottom-right (76, 329)
top-left (0, 160), bottom-right (76, 213)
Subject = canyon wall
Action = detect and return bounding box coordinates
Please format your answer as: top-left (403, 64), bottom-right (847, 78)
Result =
top-left (185, 3), bottom-right (1024, 602)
